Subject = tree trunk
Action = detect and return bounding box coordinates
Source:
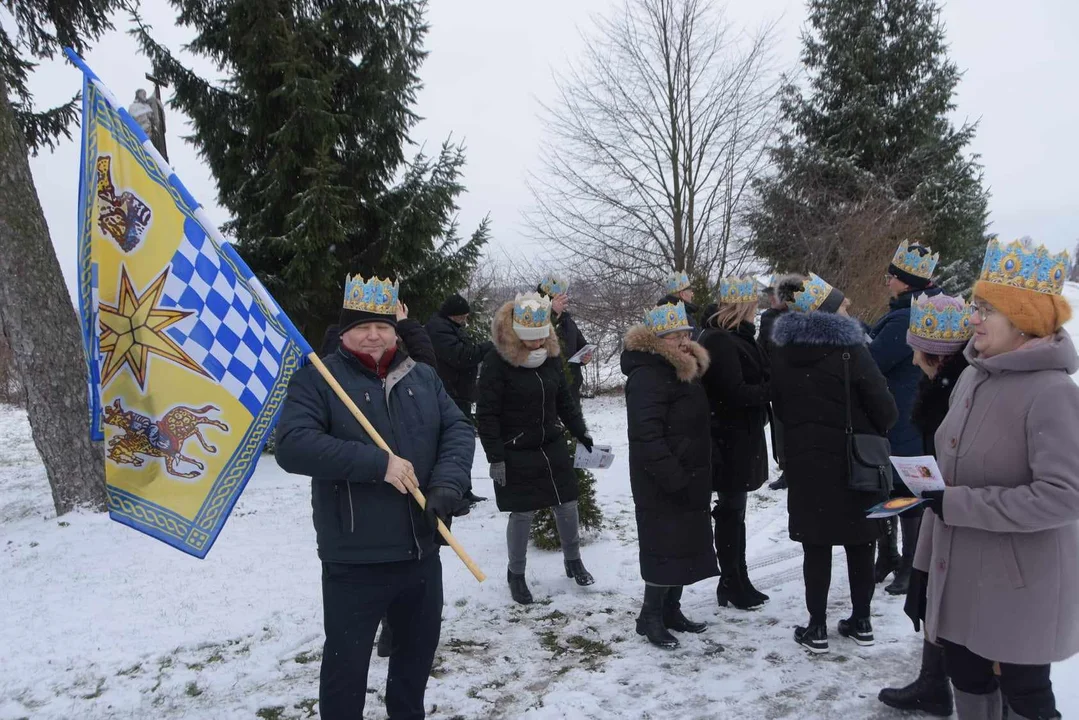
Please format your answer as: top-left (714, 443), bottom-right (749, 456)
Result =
top-left (0, 86), bottom-right (106, 514)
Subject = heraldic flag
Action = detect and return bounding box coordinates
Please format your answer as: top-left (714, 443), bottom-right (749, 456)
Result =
top-left (69, 51), bottom-right (312, 558)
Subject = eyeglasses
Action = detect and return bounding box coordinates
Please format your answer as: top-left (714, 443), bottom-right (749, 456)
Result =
top-left (969, 302), bottom-right (996, 321)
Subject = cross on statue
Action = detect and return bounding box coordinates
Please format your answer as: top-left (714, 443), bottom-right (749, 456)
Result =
top-left (128, 72), bottom-right (169, 162)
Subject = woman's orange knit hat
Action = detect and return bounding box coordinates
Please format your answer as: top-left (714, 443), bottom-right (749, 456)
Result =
top-left (974, 238), bottom-right (1072, 337)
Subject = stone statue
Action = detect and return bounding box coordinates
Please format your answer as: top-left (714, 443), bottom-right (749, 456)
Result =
top-left (128, 75), bottom-right (169, 162)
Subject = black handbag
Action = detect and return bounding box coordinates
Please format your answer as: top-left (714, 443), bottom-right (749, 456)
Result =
top-left (841, 351), bottom-right (893, 494)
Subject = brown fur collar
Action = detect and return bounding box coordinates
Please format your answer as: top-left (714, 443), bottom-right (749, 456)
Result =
top-left (491, 301), bottom-right (562, 368)
top-left (623, 325), bottom-right (710, 381)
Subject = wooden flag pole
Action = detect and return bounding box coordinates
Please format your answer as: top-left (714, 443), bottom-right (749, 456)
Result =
top-left (306, 353), bottom-right (486, 583)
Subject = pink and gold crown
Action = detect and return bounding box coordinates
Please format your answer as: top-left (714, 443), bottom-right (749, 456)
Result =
top-left (978, 237), bottom-right (1070, 296)
top-left (909, 293), bottom-right (973, 344)
top-left (342, 274), bottom-right (399, 315)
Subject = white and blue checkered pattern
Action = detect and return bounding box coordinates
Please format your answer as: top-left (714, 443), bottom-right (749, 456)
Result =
top-left (161, 217), bottom-right (288, 417)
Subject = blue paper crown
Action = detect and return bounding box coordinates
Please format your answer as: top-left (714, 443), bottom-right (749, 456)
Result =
top-left (891, 240), bottom-right (939, 280)
top-left (538, 274), bottom-right (570, 297)
top-left (719, 276), bottom-right (758, 304)
top-left (979, 237), bottom-right (1071, 296)
top-left (644, 301), bottom-right (690, 336)
top-left (790, 273), bottom-right (836, 313)
top-left (909, 293), bottom-right (973, 343)
top-left (665, 271), bottom-right (691, 295)
top-left (343, 274), bottom-right (399, 315)
top-left (513, 292), bottom-right (551, 330)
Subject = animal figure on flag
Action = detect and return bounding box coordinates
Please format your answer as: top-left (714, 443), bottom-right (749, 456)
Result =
top-left (96, 155), bottom-right (152, 252)
top-left (103, 399), bottom-right (229, 480)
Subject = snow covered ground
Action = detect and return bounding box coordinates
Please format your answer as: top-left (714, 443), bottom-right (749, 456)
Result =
top-left (4, 285), bottom-right (1079, 719)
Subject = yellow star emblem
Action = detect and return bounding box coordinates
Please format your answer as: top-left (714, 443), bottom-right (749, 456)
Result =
top-left (98, 266), bottom-right (209, 388)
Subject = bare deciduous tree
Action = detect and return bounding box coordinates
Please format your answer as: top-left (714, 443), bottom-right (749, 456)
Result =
top-left (528, 0), bottom-right (781, 287)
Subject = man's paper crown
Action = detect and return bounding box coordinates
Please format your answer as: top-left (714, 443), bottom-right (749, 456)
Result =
top-left (890, 240), bottom-right (939, 281)
top-left (342, 274), bottom-right (399, 316)
top-left (665, 271), bottom-right (691, 295)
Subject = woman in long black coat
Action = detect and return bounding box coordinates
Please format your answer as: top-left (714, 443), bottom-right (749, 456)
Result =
top-left (771, 276), bottom-right (898, 654)
top-left (878, 293), bottom-right (971, 717)
top-left (476, 295), bottom-right (595, 606)
top-left (621, 307), bottom-right (719, 649)
top-left (699, 292), bottom-right (770, 610)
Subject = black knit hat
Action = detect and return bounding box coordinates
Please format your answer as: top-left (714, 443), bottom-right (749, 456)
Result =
top-left (440, 293), bottom-right (471, 317)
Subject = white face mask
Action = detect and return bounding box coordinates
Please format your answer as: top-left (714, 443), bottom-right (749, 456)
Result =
top-left (523, 348), bottom-right (548, 368)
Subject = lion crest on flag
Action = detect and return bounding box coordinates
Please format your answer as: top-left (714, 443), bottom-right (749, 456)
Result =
top-left (103, 399), bottom-right (229, 480)
top-left (96, 155), bottom-right (152, 252)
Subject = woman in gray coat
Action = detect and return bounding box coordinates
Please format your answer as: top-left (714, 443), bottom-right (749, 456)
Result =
top-left (915, 239), bottom-right (1079, 720)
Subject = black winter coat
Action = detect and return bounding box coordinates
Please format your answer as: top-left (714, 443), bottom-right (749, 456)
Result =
top-left (275, 350), bottom-right (474, 564)
top-left (425, 313), bottom-right (493, 403)
top-left (621, 325), bottom-right (719, 586)
top-left (553, 311), bottom-right (589, 398)
top-left (699, 320), bottom-right (770, 493)
top-left (758, 307), bottom-right (785, 358)
top-left (910, 352), bottom-right (969, 457)
top-left (771, 311), bottom-right (899, 546)
top-left (476, 303), bottom-right (589, 512)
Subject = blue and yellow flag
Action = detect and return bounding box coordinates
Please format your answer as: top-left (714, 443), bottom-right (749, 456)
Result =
top-left (70, 52), bottom-right (312, 558)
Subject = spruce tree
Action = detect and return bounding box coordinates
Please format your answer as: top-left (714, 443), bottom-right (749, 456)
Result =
top-left (0, 0), bottom-right (123, 514)
top-left (749, 0), bottom-right (989, 293)
top-left (133, 0), bottom-right (487, 342)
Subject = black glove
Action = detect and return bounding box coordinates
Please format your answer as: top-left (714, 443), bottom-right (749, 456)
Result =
top-left (922, 490), bottom-right (945, 521)
top-left (580, 436), bottom-right (594, 453)
top-left (490, 462), bottom-right (507, 486)
top-left (903, 568), bottom-right (929, 632)
top-left (424, 487), bottom-right (461, 529)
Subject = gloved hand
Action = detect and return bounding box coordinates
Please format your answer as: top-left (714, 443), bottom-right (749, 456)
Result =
top-left (423, 486), bottom-right (461, 529)
top-left (490, 462), bottom-right (507, 486)
top-left (580, 436), bottom-right (594, 453)
top-left (431, 491), bottom-right (472, 546)
top-left (921, 490), bottom-right (945, 521)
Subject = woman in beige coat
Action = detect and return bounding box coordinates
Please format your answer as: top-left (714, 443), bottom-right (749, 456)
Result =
top-left (915, 238), bottom-right (1079, 720)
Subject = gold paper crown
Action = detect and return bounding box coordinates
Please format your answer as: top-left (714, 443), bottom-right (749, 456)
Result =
top-left (342, 274), bottom-right (399, 315)
top-left (512, 292), bottom-right (552, 329)
top-left (644, 301), bottom-right (690, 336)
top-left (890, 240), bottom-right (939, 281)
top-left (719, 276), bottom-right (758, 304)
top-left (978, 237), bottom-right (1070, 296)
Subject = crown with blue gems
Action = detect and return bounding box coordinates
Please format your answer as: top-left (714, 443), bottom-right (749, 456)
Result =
top-left (909, 293), bottom-right (973, 343)
top-left (644, 301), bottom-right (690, 336)
top-left (719, 275), bottom-right (759, 304)
top-left (538, 274), bottom-right (570, 297)
top-left (891, 240), bottom-right (939, 281)
top-left (512, 292), bottom-right (552, 339)
top-left (979, 237), bottom-right (1071, 296)
top-left (790, 273), bottom-right (835, 313)
top-left (665, 271), bottom-right (691, 295)
top-left (342, 274), bottom-right (399, 315)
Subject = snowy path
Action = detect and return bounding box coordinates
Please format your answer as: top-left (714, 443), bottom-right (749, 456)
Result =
top-left (5, 283), bottom-right (1079, 719)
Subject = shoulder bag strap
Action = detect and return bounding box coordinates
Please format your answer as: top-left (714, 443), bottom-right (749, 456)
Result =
top-left (842, 351), bottom-right (853, 436)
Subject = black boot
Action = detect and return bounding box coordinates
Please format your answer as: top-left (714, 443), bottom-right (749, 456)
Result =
top-left (636, 585), bottom-right (679, 649)
top-left (507, 569), bottom-right (533, 605)
top-left (742, 567), bottom-right (770, 606)
top-left (794, 622), bottom-right (829, 654)
top-left (878, 640), bottom-right (954, 717)
top-left (716, 575), bottom-right (765, 610)
top-left (885, 559), bottom-right (912, 595)
top-left (875, 516), bottom-right (901, 583)
top-left (564, 558), bottom-right (595, 586)
top-left (887, 513), bottom-right (920, 595)
top-left (663, 587), bottom-right (707, 633)
top-left (714, 499), bottom-right (765, 610)
top-left (768, 473), bottom-right (787, 490)
top-left (375, 618), bottom-right (393, 658)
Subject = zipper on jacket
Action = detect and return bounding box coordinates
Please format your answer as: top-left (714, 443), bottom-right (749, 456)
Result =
top-left (536, 370), bottom-right (562, 505)
top-left (346, 482), bottom-right (355, 532)
top-left (384, 376), bottom-right (422, 558)
top-left (506, 431), bottom-right (524, 446)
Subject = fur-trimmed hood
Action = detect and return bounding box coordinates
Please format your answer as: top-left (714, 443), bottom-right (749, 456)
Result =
top-left (491, 300), bottom-right (562, 368)
top-left (621, 325), bottom-right (710, 382)
top-left (772, 311), bottom-right (866, 348)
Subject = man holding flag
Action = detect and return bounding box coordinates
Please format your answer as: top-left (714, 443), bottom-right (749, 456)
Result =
top-left (275, 274), bottom-right (475, 719)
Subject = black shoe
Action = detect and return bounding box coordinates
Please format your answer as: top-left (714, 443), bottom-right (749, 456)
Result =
top-left (741, 567), bottom-right (770, 606)
top-left (716, 575), bottom-right (765, 610)
top-left (878, 640), bottom-right (953, 716)
top-left (837, 617), bottom-right (875, 646)
top-left (768, 474), bottom-right (788, 490)
top-left (375, 620), bottom-right (393, 658)
top-left (564, 558), bottom-right (595, 586)
top-left (794, 623), bottom-right (829, 654)
top-left (507, 569), bottom-right (533, 605)
top-left (636, 586), bottom-right (679, 649)
top-left (663, 587), bottom-right (707, 633)
top-left (885, 561), bottom-right (912, 595)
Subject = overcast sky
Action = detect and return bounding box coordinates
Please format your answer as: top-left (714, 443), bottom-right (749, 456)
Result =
top-left (26, 0), bottom-right (1079, 302)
